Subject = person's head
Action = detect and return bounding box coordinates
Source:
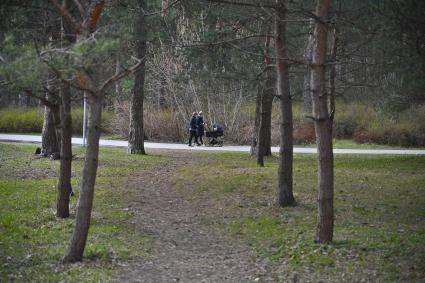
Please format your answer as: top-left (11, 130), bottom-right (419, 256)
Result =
top-left (192, 112), bottom-right (197, 116)
top-left (198, 111), bottom-right (203, 116)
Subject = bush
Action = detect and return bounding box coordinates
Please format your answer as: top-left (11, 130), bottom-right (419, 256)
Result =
top-left (4, 101), bottom-right (422, 148)
top-left (334, 103), bottom-right (377, 139)
top-left (0, 108), bottom-right (43, 133)
top-left (0, 107), bottom-right (114, 135)
top-left (352, 104), bottom-right (425, 147)
top-left (71, 108), bottom-right (115, 135)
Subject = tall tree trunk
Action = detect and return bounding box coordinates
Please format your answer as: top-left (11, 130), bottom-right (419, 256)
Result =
top-left (128, 2), bottom-right (147, 155)
top-left (311, 0), bottom-right (333, 243)
top-left (275, 0), bottom-right (294, 206)
top-left (64, 91), bottom-right (103, 262)
top-left (250, 85), bottom-right (262, 156)
top-left (41, 100), bottom-right (59, 157)
top-left (48, 0), bottom-right (107, 262)
top-left (302, 20), bottom-right (314, 114)
top-left (254, 24), bottom-right (274, 160)
top-left (257, 72), bottom-right (274, 166)
top-left (262, 74), bottom-right (275, 152)
top-left (56, 82), bottom-right (73, 218)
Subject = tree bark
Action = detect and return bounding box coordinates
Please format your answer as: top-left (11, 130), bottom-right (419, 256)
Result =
top-left (63, 91), bottom-right (103, 262)
top-left (262, 74), bottom-right (274, 155)
top-left (56, 82), bottom-right (73, 218)
top-left (311, 0), bottom-right (333, 244)
top-left (250, 85), bottom-right (261, 156)
top-left (41, 98), bottom-right (59, 157)
top-left (254, 24), bottom-right (274, 161)
top-left (275, 0), bottom-right (294, 207)
top-left (257, 72), bottom-right (274, 166)
top-left (52, 0), bottom-right (107, 261)
top-left (302, 20), bottom-right (314, 114)
top-left (128, 2), bottom-right (147, 155)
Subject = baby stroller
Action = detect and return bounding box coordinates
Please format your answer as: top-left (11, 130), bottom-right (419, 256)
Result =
top-left (206, 123), bottom-right (224, 146)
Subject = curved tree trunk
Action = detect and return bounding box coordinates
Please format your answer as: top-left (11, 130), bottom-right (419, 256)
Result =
top-left (56, 83), bottom-right (73, 218)
top-left (275, 0), bottom-right (295, 207)
top-left (128, 2), bottom-right (147, 155)
top-left (64, 91), bottom-right (103, 262)
top-left (311, 0), bottom-right (333, 244)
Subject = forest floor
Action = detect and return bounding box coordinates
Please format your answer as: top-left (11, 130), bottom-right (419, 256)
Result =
top-left (116, 151), bottom-right (276, 282)
top-left (1, 142), bottom-right (424, 282)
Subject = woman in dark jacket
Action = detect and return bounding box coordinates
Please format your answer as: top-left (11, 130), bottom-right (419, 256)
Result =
top-left (188, 112), bottom-right (200, 146)
top-left (196, 111), bottom-right (206, 145)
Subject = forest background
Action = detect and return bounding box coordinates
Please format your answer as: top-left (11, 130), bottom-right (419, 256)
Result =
top-left (0, 0), bottom-right (425, 280)
top-left (1, 0), bottom-right (424, 148)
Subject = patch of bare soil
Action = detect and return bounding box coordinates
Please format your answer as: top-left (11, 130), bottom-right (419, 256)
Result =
top-left (116, 150), bottom-right (276, 282)
top-left (0, 154), bottom-right (59, 180)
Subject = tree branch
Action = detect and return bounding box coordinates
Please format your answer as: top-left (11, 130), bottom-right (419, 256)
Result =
top-left (48, 0), bottom-right (81, 34)
top-left (23, 89), bottom-right (58, 110)
top-left (82, 0), bottom-right (106, 32)
top-left (72, 0), bottom-right (86, 18)
top-left (180, 34), bottom-right (273, 48)
top-left (206, 0), bottom-right (276, 9)
top-left (100, 56), bottom-right (144, 92)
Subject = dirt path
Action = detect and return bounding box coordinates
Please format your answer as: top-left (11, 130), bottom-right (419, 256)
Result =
top-left (116, 151), bottom-right (275, 283)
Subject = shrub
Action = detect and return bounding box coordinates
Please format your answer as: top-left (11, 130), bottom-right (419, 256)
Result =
top-left (352, 104), bottom-right (425, 147)
top-left (0, 107), bottom-right (114, 135)
top-left (334, 103), bottom-right (374, 139)
top-left (0, 108), bottom-right (43, 133)
top-left (103, 102), bottom-right (186, 142)
top-left (71, 108), bottom-right (115, 135)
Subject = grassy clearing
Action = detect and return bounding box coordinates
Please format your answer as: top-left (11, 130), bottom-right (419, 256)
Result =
top-left (298, 139), bottom-right (425, 150)
top-left (0, 143), bottom-right (164, 282)
top-left (174, 152), bottom-right (425, 282)
top-left (295, 139), bottom-right (424, 150)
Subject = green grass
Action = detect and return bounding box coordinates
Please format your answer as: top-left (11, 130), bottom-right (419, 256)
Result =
top-left (0, 143), bottom-right (164, 282)
top-left (297, 139), bottom-right (425, 150)
top-left (174, 152), bottom-right (425, 282)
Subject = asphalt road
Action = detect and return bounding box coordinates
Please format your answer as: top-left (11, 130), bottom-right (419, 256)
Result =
top-left (1, 134), bottom-right (425, 155)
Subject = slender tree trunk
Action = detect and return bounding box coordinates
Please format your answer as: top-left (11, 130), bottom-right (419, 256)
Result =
top-left (250, 85), bottom-right (262, 156)
top-left (254, 24), bottom-right (274, 161)
top-left (56, 82), bottom-right (73, 218)
top-left (303, 20), bottom-right (314, 114)
top-left (128, 2), bottom-right (147, 154)
top-left (64, 91), bottom-right (103, 262)
top-left (41, 98), bottom-right (59, 157)
top-left (275, 0), bottom-right (294, 206)
top-left (261, 74), bottom-right (275, 154)
top-left (48, 0), bottom-right (107, 262)
top-left (257, 72), bottom-right (274, 166)
top-left (311, 0), bottom-right (333, 243)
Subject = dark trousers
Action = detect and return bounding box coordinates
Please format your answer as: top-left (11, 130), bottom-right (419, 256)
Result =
top-left (198, 132), bottom-right (204, 144)
top-left (188, 130), bottom-right (199, 145)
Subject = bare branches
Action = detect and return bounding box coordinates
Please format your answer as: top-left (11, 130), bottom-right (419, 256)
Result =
top-left (145, 0), bottom-right (182, 16)
top-left (83, 0), bottom-right (106, 32)
top-left (48, 0), bottom-right (81, 34)
top-left (72, 0), bottom-right (86, 18)
top-left (206, 0), bottom-right (276, 9)
top-left (100, 56), bottom-right (143, 92)
top-left (180, 34), bottom-right (273, 48)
